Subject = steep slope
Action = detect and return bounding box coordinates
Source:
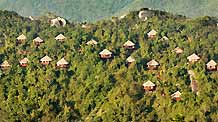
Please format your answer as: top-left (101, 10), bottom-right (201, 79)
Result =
top-left (0, 9), bottom-right (218, 121)
top-left (0, 0), bottom-right (134, 21)
top-left (116, 0), bottom-right (218, 18)
top-left (1, 0), bottom-right (218, 22)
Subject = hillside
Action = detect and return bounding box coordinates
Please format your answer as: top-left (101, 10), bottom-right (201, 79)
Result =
top-left (0, 9), bottom-right (218, 121)
top-left (0, 0), bottom-right (134, 22)
top-left (1, 0), bottom-right (218, 22)
top-left (118, 0), bottom-right (218, 18)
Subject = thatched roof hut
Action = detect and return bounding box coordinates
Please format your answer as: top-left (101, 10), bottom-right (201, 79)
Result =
top-left (0, 60), bottom-right (11, 69)
top-left (171, 91), bottom-right (182, 101)
top-left (86, 39), bottom-right (98, 45)
top-left (17, 34), bottom-right (26, 41)
top-left (99, 49), bottom-right (112, 59)
top-left (187, 53), bottom-right (200, 62)
top-left (147, 59), bottom-right (159, 70)
top-left (174, 47), bottom-right (184, 54)
top-left (55, 34), bottom-right (66, 41)
top-left (206, 60), bottom-right (217, 71)
top-left (33, 37), bottom-right (44, 43)
top-left (57, 58), bottom-right (69, 68)
top-left (147, 29), bottom-right (157, 38)
top-left (143, 80), bottom-right (156, 91)
top-left (123, 40), bottom-right (135, 49)
top-left (40, 55), bottom-right (52, 65)
top-left (19, 58), bottom-right (29, 67)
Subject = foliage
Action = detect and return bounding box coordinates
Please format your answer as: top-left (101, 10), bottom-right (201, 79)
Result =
top-left (0, 9), bottom-right (218, 121)
top-left (1, 0), bottom-right (218, 22)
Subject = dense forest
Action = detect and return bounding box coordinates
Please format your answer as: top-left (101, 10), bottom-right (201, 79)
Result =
top-left (0, 8), bottom-right (218, 122)
top-left (1, 0), bottom-right (218, 22)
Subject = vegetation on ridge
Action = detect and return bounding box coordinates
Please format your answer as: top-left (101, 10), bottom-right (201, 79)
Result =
top-left (1, 0), bottom-right (218, 22)
top-left (0, 9), bottom-right (218, 121)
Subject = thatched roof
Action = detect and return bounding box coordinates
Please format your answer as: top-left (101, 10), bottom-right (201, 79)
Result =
top-left (20, 58), bottom-right (29, 64)
top-left (171, 91), bottom-right (181, 98)
top-left (40, 55), bottom-right (52, 62)
top-left (161, 36), bottom-right (169, 41)
top-left (206, 60), bottom-right (217, 66)
top-left (147, 59), bottom-right (159, 66)
top-left (126, 56), bottom-right (135, 63)
top-left (33, 37), bottom-right (44, 43)
top-left (187, 53), bottom-right (200, 60)
top-left (57, 58), bottom-right (69, 65)
top-left (147, 29), bottom-right (157, 36)
top-left (174, 47), bottom-right (183, 54)
top-left (86, 39), bottom-right (98, 45)
top-left (143, 80), bottom-right (155, 87)
top-left (123, 40), bottom-right (135, 47)
top-left (1, 60), bottom-right (10, 67)
top-left (55, 34), bottom-right (66, 40)
top-left (99, 49), bottom-right (112, 55)
top-left (17, 34), bottom-right (26, 40)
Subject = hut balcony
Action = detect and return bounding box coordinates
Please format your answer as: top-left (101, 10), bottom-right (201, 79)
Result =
top-left (34, 42), bottom-right (43, 46)
top-left (147, 65), bottom-right (158, 70)
top-left (124, 45), bottom-right (135, 50)
top-left (100, 54), bottom-right (112, 59)
top-left (143, 86), bottom-right (155, 91)
top-left (57, 64), bottom-right (69, 68)
top-left (41, 61), bottom-right (50, 65)
top-left (20, 63), bottom-right (28, 67)
top-left (0, 66), bottom-right (10, 70)
top-left (173, 97), bottom-right (181, 101)
top-left (189, 59), bottom-right (199, 63)
top-left (206, 66), bottom-right (217, 71)
top-left (148, 35), bottom-right (156, 39)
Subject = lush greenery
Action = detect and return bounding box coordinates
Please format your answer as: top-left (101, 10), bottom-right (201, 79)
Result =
top-left (0, 0), bottom-right (133, 22)
top-left (1, 0), bottom-right (218, 22)
top-left (0, 9), bottom-right (218, 121)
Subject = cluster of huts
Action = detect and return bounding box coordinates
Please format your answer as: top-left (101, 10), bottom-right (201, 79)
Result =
top-left (142, 81), bottom-right (181, 101)
top-left (1, 12), bottom-right (217, 101)
top-left (16, 33), bottom-right (66, 45)
top-left (0, 56), bottom-right (69, 69)
top-left (1, 34), bottom-right (68, 69)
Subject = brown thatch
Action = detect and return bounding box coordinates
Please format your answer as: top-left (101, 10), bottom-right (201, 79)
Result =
top-left (40, 55), bottom-right (52, 62)
top-left (126, 56), bottom-right (135, 63)
top-left (171, 91), bottom-right (181, 98)
top-left (0, 60), bottom-right (11, 67)
top-left (86, 39), bottom-right (98, 45)
top-left (99, 49), bottom-right (112, 55)
top-left (143, 80), bottom-right (155, 87)
top-left (147, 29), bottom-right (157, 37)
top-left (33, 37), bottom-right (44, 43)
top-left (55, 34), bottom-right (66, 41)
top-left (206, 60), bottom-right (217, 67)
top-left (147, 59), bottom-right (159, 66)
top-left (174, 47), bottom-right (183, 54)
top-left (17, 34), bottom-right (26, 40)
top-left (187, 53), bottom-right (200, 62)
top-left (57, 58), bottom-right (69, 65)
top-left (20, 58), bottom-right (29, 64)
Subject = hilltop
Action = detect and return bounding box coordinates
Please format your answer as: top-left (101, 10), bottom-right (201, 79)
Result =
top-left (1, 0), bottom-right (218, 22)
top-left (0, 9), bottom-right (218, 121)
